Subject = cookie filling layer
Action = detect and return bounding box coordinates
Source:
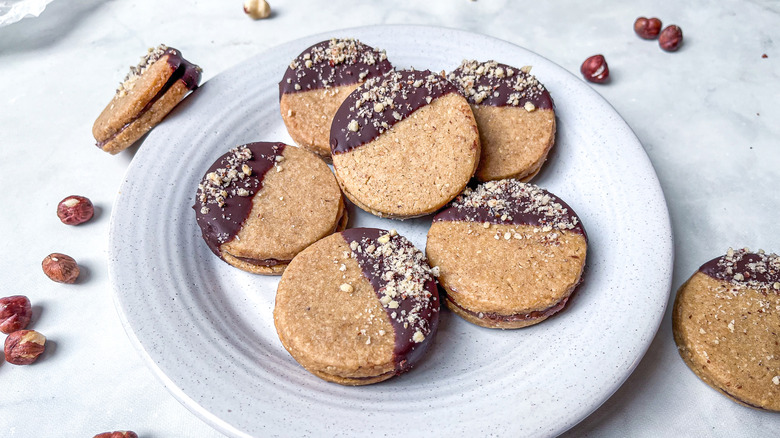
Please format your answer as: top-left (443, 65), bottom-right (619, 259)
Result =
top-left (330, 69), bottom-right (458, 154)
top-left (446, 293), bottom-right (569, 323)
top-left (341, 228), bottom-right (439, 373)
top-left (279, 38), bottom-right (392, 96)
top-left (194, 142), bottom-right (286, 257)
top-left (448, 60), bottom-right (553, 110)
top-left (433, 179), bottom-right (586, 237)
top-left (699, 248), bottom-right (780, 293)
top-left (96, 46), bottom-right (202, 149)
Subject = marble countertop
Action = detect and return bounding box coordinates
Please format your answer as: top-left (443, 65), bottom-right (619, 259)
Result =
top-left (1, 0), bottom-right (778, 436)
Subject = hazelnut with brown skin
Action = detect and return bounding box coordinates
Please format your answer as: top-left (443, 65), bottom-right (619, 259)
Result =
top-left (42, 253), bottom-right (80, 284)
top-left (580, 54), bottom-right (609, 83)
top-left (0, 295), bottom-right (32, 334)
top-left (634, 17), bottom-right (662, 39)
top-left (659, 25), bottom-right (683, 51)
top-left (93, 432), bottom-right (139, 438)
top-left (57, 195), bottom-right (94, 225)
top-left (4, 329), bottom-right (46, 365)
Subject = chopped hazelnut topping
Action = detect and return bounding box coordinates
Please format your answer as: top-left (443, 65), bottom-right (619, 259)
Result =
top-left (340, 283), bottom-right (354, 293)
top-left (448, 60), bottom-right (545, 107)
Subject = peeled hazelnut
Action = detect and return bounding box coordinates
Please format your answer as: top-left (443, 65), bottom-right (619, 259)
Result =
top-left (42, 253), bottom-right (80, 284)
top-left (580, 54), bottom-right (610, 83)
top-left (659, 25), bottom-right (683, 52)
top-left (4, 329), bottom-right (46, 365)
top-left (94, 432), bottom-right (139, 438)
top-left (634, 17), bottom-right (662, 39)
top-left (57, 195), bottom-right (94, 225)
top-left (0, 295), bottom-right (32, 334)
top-left (243, 0), bottom-right (271, 19)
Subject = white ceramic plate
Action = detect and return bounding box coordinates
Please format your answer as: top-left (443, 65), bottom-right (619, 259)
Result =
top-left (109, 25), bottom-right (673, 437)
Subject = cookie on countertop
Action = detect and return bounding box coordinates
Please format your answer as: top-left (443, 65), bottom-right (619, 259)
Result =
top-left (448, 60), bottom-right (555, 182)
top-left (194, 142), bottom-right (347, 275)
top-left (93, 45), bottom-right (202, 154)
top-left (274, 228), bottom-right (440, 385)
top-left (426, 179), bottom-right (586, 329)
top-left (330, 69), bottom-right (480, 219)
top-left (673, 248), bottom-right (780, 411)
top-left (279, 38), bottom-right (393, 162)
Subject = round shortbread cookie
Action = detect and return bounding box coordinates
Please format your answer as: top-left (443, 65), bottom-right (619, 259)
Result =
top-left (330, 69), bottom-right (480, 219)
top-left (673, 248), bottom-right (780, 411)
top-left (279, 38), bottom-right (393, 161)
top-left (426, 179), bottom-right (587, 329)
top-left (194, 142), bottom-right (347, 275)
top-left (93, 45), bottom-right (202, 155)
top-left (274, 228), bottom-right (440, 385)
top-left (448, 60), bottom-right (555, 182)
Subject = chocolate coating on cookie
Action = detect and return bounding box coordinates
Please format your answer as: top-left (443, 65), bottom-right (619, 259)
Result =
top-left (341, 228), bottom-right (439, 371)
top-left (194, 142), bottom-right (285, 256)
top-left (447, 60), bottom-right (552, 110)
top-left (330, 69), bottom-right (459, 154)
top-left (434, 179), bottom-right (585, 237)
top-left (279, 38), bottom-right (392, 96)
top-left (699, 248), bottom-right (780, 292)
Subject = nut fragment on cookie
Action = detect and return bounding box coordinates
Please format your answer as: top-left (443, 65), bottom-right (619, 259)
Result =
top-left (92, 45), bottom-right (202, 154)
top-left (274, 228), bottom-right (440, 385)
top-left (426, 179), bottom-right (587, 329)
top-left (673, 248), bottom-right (780, 411)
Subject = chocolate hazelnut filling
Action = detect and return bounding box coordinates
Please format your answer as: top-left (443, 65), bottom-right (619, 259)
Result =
top-left (96, 48), bottom-right (201, 149)
top-left (445, 293), bottom-right (569, 323)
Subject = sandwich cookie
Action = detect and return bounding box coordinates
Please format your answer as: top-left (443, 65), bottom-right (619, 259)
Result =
top-left (194, 142), bottom-right (347, 274)
top-left (426, 179), bottom-right (586, 329)
top-left (673, 248), bottom-right (780, 411)
top-left (274, 228), bottom-right (440, 385)
top-left (279, 38), bottom-right (393, 161)
top-left (448, 60), bottom-right (555, 182)
top-left (331, 69), bottom-right (480, 218)
top-left (93, 45), bottom-right (202, 154)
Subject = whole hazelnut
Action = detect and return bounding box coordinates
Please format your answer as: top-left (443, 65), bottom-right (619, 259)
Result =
top-left (94, 432), bottom-right (139, 438)
top-left (634, 17), bottom-right (662, 39)
top-left (659, 25), bottom-right (683, 52)
top-left (4, 329), bottom-right (46, 365)
top-left (243, 0), bottom-right (271, 19)
top-left (0, 295), bottom-right (32, 334)
top-left (42, 253), bottom-right (80, 284)
top-left (57, 195), bottom-right (94, 225)
top-left (580, 54), bottom-right (610, 83)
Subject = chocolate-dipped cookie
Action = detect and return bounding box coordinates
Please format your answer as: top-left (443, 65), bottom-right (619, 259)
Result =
top-left (93, 45), bottom-right (202, 154)
top-left (194, 142), bottom-right (347, 275)
top-left (426, 179), bottom-right (586, 329)
top-left (274, 228), bottom-right (440, 385)
top-left (673, 248), bottom-right (780, 411)
top-left (330, 69), bottom-right (480, 219)
top-left (448, 60), bottom-right (555, 182)
top-left (279, 38), bottom-right (393, 162)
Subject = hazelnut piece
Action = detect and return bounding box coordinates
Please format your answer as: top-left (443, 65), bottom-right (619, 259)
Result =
top-left (243, 0), bottom-right (271, 19)
top-left (659, 25), bottom-right (683, 52)
top-left (634, 17), bottom-right (662, 39)
top-left (580, 54), bottom-right (610, 83)
top-left (4, 329), bottom-right (46, 365)
top-left (0, 295), bottom-right (32, 334)
top-left (57, 195), bottom-right (94, 225)
top-left (42, 253), bottom-right (80, 284)
top-left (93, 432), bottom-right (139, 438)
